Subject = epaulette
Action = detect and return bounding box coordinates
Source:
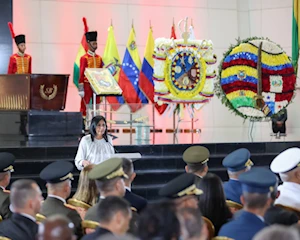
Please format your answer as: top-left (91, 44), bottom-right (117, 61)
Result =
top-left (3, 190), bottom-right (10, 194)
top-left (64, 203), bottom-right (77, 210)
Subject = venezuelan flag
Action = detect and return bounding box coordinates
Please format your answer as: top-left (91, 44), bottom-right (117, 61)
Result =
top-left (73, 18), bottom-right (89, 88)
top-left (139, 27), bottom-right (154, 105)
top-left (103, 26), bottom-right (124, 111)
top-left (118, 27), bottom-right (147, 112)
top-left (292, 0), bottom-right (300, 72)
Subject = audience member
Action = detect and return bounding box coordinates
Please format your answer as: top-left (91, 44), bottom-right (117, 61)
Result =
top-left (37, 214), bottom-right (76, 240)
top-left (198, 173), bottom-right (232, 234)
top-left (159, 173), bottom-right (203, 210)
top-left (270, 147), bottom-right (300, 210)
top-left (138, 201), bottom-right (180, 240)
top-left (177, 207), bottom-right (208, 240)
top-left (0, 179), bottom-right (43, 240)
top-left (253, 225), bottom-right (299, 240)
top-left (218, 168), bottom-right (276, 240)
top-left (82, 196), bottom-right (132, 240)
top-left (122, 158), bottom-right (147, 212)
top-left (39, 161), bottom-right (83, 238)
top-left (0, 153), bottom-right (15, 220)
top-left (222, 148), bottom-right (253, 204)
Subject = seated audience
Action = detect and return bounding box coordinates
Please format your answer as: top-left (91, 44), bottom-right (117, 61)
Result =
top-left (198, 173), bottom-right (232, 234)
top-left (218, 168), bottom-right (276, 240)
top-left (0, 179), bottom-right (43, 240)
top-left (82, 196), bottom-right (132, 240)
top-left (253, 225), bottom-right (299, 240)
top-left (159, 173), bottom-right (203, 210)
top-left (39, 161), bottom-right (83, 238)
top-left (69, 164), bottom-right (98, 218)
top-left (122, 158), bottom-right (147, 212)
top-left (222, 148), bottom-right (253, 204)
top-left (138, 201), bottom-right (180, 240)
top-left (177, 207), bottom-right (208, 240)
top-left (36, 214), bottom-right (76, 240)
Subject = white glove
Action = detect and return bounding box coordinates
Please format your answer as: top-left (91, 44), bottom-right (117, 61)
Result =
top-left (78, 84), bottom-right (84, 98)
top-left (79, 91), bottom-right (84, 98)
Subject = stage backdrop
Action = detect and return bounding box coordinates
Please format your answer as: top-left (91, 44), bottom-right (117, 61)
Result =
top-left (11, 0), bottom-right (300, 143)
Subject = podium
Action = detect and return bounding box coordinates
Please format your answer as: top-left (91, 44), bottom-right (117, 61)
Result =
top-left (0, 74), bottom-right (82, 139)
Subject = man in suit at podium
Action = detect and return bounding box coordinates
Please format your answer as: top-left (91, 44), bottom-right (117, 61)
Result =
top-left (7, 22), bottom-right (32, 74)
top-left (78, 31), bottom-right (102, 123)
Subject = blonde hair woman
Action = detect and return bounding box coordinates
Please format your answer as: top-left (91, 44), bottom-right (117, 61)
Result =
top-left (68, 165), bottom-right (98, 219)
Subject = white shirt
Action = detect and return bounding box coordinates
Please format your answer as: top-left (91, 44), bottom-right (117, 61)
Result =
top-left (275, 182), bottom-right (300, 210)
top-left (48, 194), bottom-right (66, 204)
top-left (74, 135), bottom-right (115, 170)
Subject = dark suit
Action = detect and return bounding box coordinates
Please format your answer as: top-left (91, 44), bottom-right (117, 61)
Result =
top-left (0, 213), bottom-right (38, 240)
top-left (124, 189), bottom-right (147, 213)
top-left (265, 205), bottom-right (299, 226)
top-left (223, 179), bottom-right (243, 204)
top-left (40, 196), bottom-right (83, 238)
top-left (218, 211), bottom-right (267, 240)
top-left (0, 188), bottom-right (11, 219)
top-left (82, 227), bottom-right (112, 240)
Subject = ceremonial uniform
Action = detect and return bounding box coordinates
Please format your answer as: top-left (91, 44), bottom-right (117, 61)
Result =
top-left (270, 147), bottom-right (300, 210)
top-left (222, 148), bottom-right (253, 204)
top-left (0, 213), bottom-right (38, 240)
top-left (82, 227), bottom-right (112, 240)
top-left (79, 31), bottom-right (103, 117)
top-left (39, 161), bottom-right (83, 238)
top-left (124, 188), bottom-right (147, 213)
top-left (218, 168), bottom-right (277, 240)
top-left (0, 153), bottom-right (15, 220)
top-left (182, 146), bottom-right (210, 183)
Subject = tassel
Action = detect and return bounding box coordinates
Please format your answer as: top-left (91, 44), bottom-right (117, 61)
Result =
top-left (82, 17), bottom-right (88, 33)
top-left (7, 22), bottom-right (15, 38)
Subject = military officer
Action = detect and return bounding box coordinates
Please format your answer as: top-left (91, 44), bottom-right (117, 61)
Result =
top-left (270, 147), bottom-right (300, 211)
top-left (222, 148), bottom-right (253, 204)
top-left (158, 173), bottom-right (203, 210)
top-left (218, 168), bottom-right (276, 240)
top-left (183, 146), bottom-right (210, 182)
top-left (0, 153), bottom-right (15, 220)
top-left (39, 161), bottom-right (83, 238)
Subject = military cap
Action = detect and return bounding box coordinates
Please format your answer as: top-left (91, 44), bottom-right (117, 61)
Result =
top-left (15, 34), bottom-right (25, 45)
top-left (0, 152), bottom-right (15, 172)
top-left (85, 31), bottom-right (97, 42)
top-left (270, 147), bottom-right (300, 173)
top-left (222, 148), bottom-right (253, 172)
top-left (183, 146), bottom-right (210, 165)
top-left (239, 167), bottom-right (277, 194)
top-left (88, 158), bottom-right (128, 180)
top-left (40, 161), bottom-right (74, 183)
top-left (158, 173), bottom-right (203, 199)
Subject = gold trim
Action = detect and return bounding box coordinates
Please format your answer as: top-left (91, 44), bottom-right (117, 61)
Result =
top-left (60, 173), bottom-right (74, 181)
top-left (3, 165), bottom-right (14, 172)
top-left (226, 200), bottom-right (243, 210)
top-left (212, 237), bottom-right (234, 240)
top-left (0, 237), bottom-right (11, 240)
top-left (131, 207), bottom-right (137, 212)
top-left (177, 184), bottom-right (203, 197)
top-left (245, 159), bottom-right (253, 167)
top-left (36, 213), bottom-right (46, 222)
top-left (106, 167), bottom-right (128, 180)
top-left (39, 84), bottom-right (58, 100)
top-left (202, 158), bottom-right (209, 164)
top-left (67, 199), bottom-right (92, 210)
top-left (82, 220), bottom-right (99, 230)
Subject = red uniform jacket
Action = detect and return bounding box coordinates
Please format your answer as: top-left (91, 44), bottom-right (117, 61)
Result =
top-left (79, 51), bottom-right (103, 84)
top-left (7, 53), bottom-right (32, 74)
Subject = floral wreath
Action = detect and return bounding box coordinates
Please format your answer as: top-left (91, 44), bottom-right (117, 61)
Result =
top-left (153, 38), bottom-right (217, 117)
top-left (215, 37), bottom-right (296, 121)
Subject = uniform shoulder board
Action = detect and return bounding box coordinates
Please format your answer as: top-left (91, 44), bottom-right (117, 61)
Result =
top-left (64, 203), bottom-right (77, 210)
top-left (3, 190), bottom-right (10, 194)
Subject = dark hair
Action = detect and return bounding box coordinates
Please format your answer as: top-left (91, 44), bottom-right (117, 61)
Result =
top-left (198, 173), bottom-right (232, 234)
top-left (90, 115), bottom-right (108, 142)
top-left (97, 196), bottom-right (130, 224)
top-left (95, 177), bottom-right (120, 193)
top-left (10, 179), bottom-right (38, 209)
top-left (122, 158), bottom-right (134, 177)
top-left (188, 163), bottom-right (207, 174)
top-left (138, 201), bottom-right (180, 240)
top-left (243, 192), bottom-right (269, 209)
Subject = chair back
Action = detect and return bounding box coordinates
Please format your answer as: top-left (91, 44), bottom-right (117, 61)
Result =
top-left (82, 220), bottom-right (99, 234)
top-left (275, 204), bottom-right (300, 219)
top-left (212, 237), bottom-right (234, 240)
top-left (202, 216), bottom-right (215, 240)
top-left (226, 200), bottom-right (243, 214)
top-left (36, 213), bottom-right (46, 223)
top-left (0, 237), bottom-right (11, 240)
top-left (67, 199), bottom-right (92, 210)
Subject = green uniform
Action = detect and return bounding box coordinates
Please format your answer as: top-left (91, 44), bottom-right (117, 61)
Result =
top-left (0, 188), bottom-right (11, 220)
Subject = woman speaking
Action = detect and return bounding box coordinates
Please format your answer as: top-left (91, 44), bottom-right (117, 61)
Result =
top-left (75, 115), bottom-right (115, 170)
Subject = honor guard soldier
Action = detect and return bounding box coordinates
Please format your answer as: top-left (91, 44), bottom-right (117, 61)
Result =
top-left (39, 161), bottom-right (83, 238)
top-left (183, 146), bottom-right (210, 182)
top-left (271, 147), bottom-right (300, 210)
top-left (218, 168), bottom-right (276, 240)
top-left (0, 153), bottom-right (15, 220)
top-left (222, 148), bottom-right (253, 204)
top-left (159, 173), bottom-right (203, 210)
top-left (7, 22), bottom-right (32, 74)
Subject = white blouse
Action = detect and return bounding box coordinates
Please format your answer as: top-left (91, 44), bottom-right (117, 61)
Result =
top-left (74, 134), bottom-right (115, 170)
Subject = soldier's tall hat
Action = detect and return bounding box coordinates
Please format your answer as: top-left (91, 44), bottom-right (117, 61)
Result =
top-left (8, 22), bottom-right (25, 45)
top-left (82, 17), bottom-right (97, 42)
